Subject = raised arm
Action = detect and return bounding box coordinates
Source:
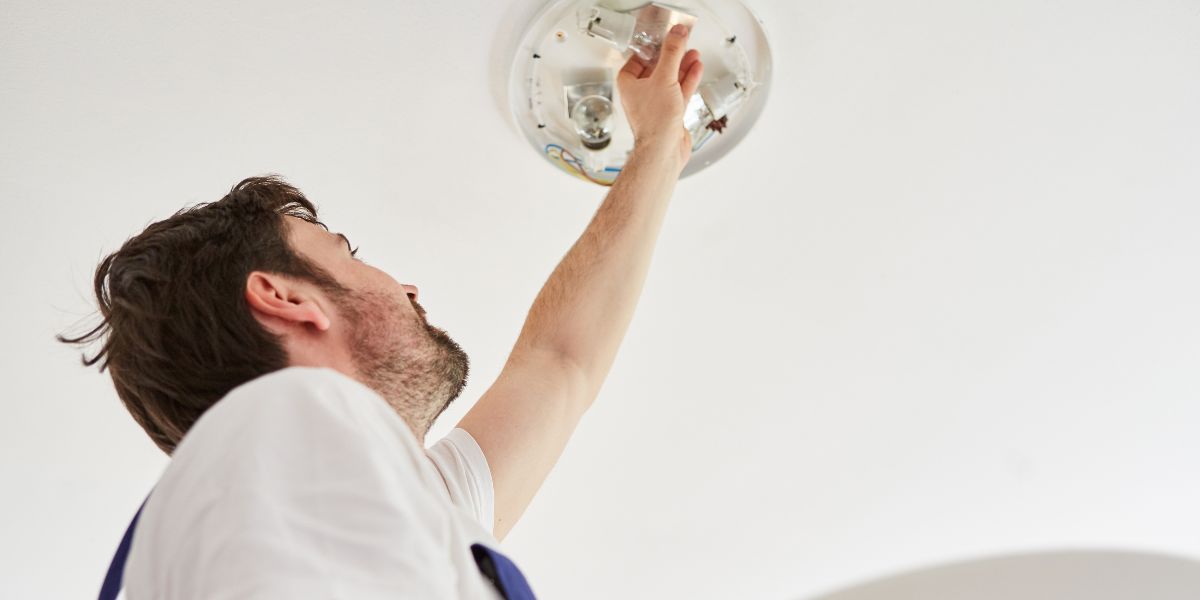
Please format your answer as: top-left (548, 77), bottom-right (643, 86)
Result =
top-left (456, 25), bottom-right (703, 540)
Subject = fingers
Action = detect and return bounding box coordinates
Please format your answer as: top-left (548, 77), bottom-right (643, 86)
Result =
top-left (678, 49), bottom-right (700, 84)
top-left (680, 56), bottom-right (704, 99)
top-left (618, 53), bottom-right (646, 81)
top-left (653, 24), bottom-right (691, 81)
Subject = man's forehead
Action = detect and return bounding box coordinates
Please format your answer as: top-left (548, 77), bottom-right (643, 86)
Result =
top-left (284, 215), bottom-right (336, 241)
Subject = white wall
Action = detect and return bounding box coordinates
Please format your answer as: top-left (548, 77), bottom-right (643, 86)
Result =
top-left (2, 1), bottom-right (1198, 598)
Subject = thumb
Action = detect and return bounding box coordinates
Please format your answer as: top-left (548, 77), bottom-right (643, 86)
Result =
top-left (653, 24), bottom-right (690, 81)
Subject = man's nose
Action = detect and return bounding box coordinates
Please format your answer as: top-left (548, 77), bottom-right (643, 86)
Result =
top-left (402, 284), bottom-right (419, 302)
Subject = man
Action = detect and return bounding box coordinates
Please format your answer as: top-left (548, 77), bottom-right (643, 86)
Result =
top-left (64, 25), bottom-right (703, 599)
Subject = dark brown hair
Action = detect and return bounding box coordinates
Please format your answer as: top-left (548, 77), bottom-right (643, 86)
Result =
top-left (59, 175), bottom-right (344, 454)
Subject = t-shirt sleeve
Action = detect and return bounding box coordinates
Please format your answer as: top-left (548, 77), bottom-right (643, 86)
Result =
top-left (425, 428), bottom-right (495, 534)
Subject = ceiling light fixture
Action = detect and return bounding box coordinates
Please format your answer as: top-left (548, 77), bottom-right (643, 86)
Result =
top-left (508, 0), bottom-right (773, 185)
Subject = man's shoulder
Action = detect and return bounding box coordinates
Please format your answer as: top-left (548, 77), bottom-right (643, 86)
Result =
top-left (152, 366), bottom-right (433, 513)
top-left (126, 368), bottom-right (468, 598)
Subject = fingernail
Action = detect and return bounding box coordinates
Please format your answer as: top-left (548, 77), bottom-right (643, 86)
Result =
top-left (671, 24), bottom-right (688, 36)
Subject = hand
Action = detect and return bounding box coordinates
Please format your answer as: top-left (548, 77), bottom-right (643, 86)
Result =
top-left (616, 24), bottom-right (704, 168)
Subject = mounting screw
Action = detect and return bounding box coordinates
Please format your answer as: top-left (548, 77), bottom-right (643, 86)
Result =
top-left (726, 35), bottom-right (737, 44)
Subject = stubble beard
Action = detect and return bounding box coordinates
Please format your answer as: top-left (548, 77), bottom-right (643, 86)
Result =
top-left (340, 289), bottom-right (469, 435)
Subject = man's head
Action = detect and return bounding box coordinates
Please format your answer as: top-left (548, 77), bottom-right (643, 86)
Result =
top-left (60, 176), bottom-right (469, 454)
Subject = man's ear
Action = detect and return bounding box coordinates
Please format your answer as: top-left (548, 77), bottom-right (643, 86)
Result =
top-left (245, 271), bottom-right (332, 333)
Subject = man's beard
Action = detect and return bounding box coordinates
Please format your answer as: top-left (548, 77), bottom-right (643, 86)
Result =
top-left (338, 289), bottom-right (469, 435)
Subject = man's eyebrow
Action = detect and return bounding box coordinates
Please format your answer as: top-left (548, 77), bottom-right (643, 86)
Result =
top-left (334, 232), bottom-right (356, 254)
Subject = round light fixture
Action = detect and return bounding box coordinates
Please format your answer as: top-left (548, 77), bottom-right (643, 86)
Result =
top-left (507, 0), bottom-right (773, 185)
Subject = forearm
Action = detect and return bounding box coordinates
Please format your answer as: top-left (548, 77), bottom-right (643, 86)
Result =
top-left (511, 141), bottom-right (682, 399)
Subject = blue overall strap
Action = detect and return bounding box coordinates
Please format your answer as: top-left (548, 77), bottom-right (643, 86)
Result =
top-left (98, 499), bottom-right (530, 599)
top-left (98, 499), bottom-right (147, 600)
top-left (471, 543), bottom-right (537, 600)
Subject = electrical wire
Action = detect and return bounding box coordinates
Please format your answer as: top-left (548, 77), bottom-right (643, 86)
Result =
top-left (544, 144), bottom-right (618, 186)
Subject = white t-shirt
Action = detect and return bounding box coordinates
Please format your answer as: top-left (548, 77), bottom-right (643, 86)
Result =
top-left (124, 367), bottom-right (504, 599)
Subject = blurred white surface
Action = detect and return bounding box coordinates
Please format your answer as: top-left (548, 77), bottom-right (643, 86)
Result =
top-left (811, 550), bottom-right (1200, 600)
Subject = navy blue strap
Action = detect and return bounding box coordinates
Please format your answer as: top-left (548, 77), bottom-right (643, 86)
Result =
top-left (98, 499), bottom-right (147, 600)
top-left (471, 543), bottom-right (537, 600)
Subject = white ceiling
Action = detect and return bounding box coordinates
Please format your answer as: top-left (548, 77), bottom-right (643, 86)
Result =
top-left (3, 1), bottom-right (1199, 598)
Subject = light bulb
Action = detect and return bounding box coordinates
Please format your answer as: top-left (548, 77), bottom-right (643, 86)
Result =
top-left (579, 2), bottom-right (696, 64)
top-left (681, 73), bottom-right (753, 142)
top-left (570, 94), bottom-right (614, 150)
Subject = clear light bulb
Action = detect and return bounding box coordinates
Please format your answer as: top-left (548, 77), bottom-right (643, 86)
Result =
top-left (682, 73), bottom-right (754, 145)
top-left (570, 94), bottom-right (614, 150)
top-left (579, 3), bottom-right (696, 64)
